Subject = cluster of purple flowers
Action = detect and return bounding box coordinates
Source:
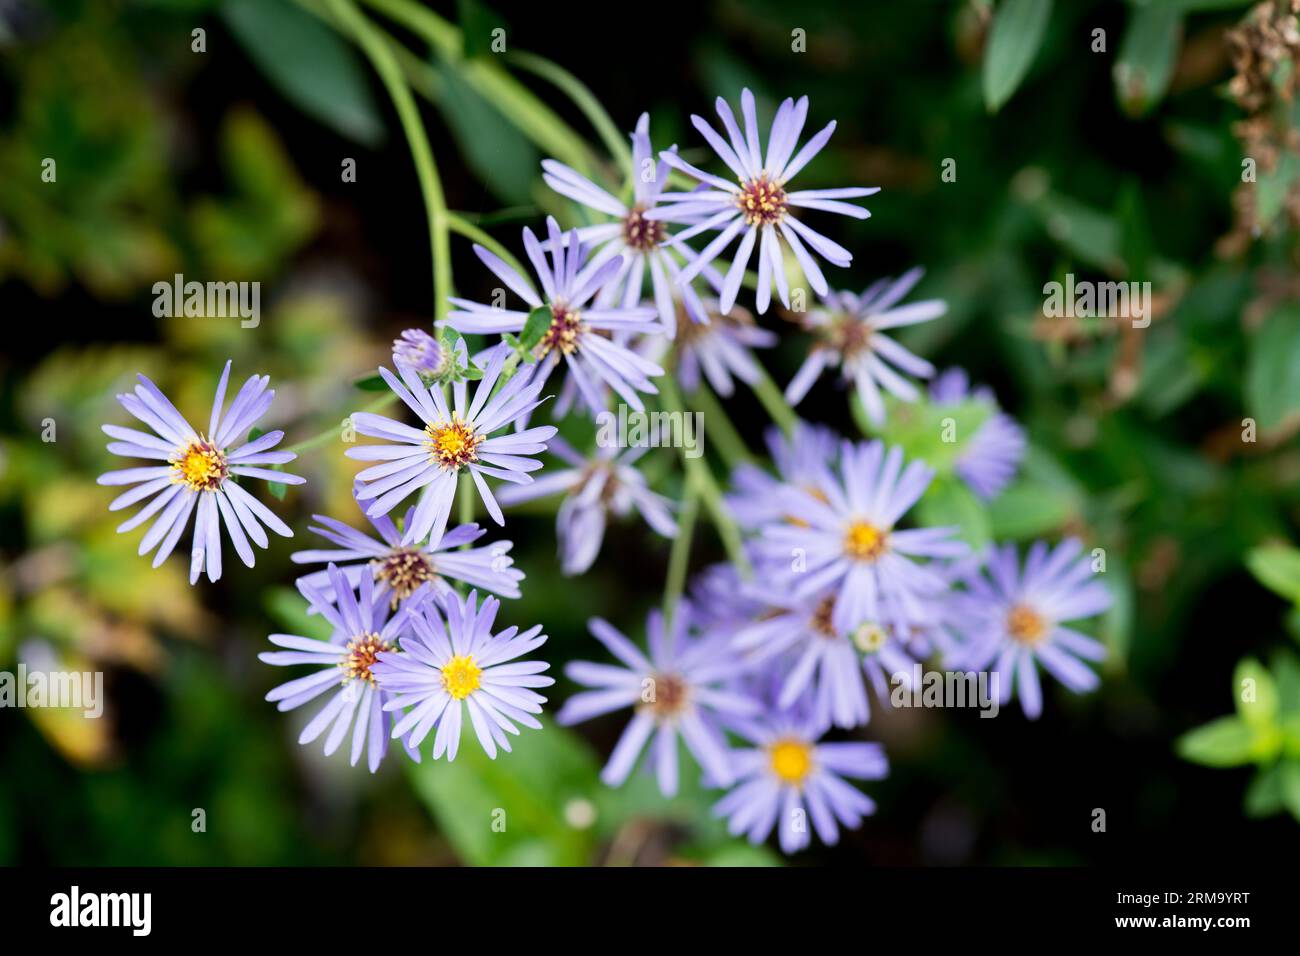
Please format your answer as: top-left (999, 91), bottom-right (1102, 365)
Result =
top-left (96, 89), bottom-right (1111, 857)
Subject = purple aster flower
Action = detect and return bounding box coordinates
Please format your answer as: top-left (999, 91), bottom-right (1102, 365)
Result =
top-left (97, 360), bottom-right (304, 585)
top-left (929, 367), bottom-right (1026, 501)
top-left (445, 216), bottom-right (664, 414)
top-left (726, 420), bottom-right (840, 530)
top-left (373, 589), bottom-right (553, 761)
top-left (950, 539), bottom-right (1110, 719)
top-left (292, 485), bottom-right (523, 606)
top-left (392, 328), bottom-right (447, 379)
top-left (346, 344), bottom-right (557, 546)
top-left (753, 439), bottom-right (967, 634)
top-left (732, 588), bottom-right (917, 730)
top-left (785, 268), bottom-right (945, 425)
top-left (259, 564), bottom-right (429, 772)
top-left (651, 299), bottom-right (778, 398)
top-left (495, 437), bottom-right (676, 576)
top-left (712, 709), bottom-right (887, 854)
top-left (556, 603), bottom-right (760, 797)
top-left (541, 113), bottom-right (709, 337)
top-left (649, 89), bottom-right (878, 314)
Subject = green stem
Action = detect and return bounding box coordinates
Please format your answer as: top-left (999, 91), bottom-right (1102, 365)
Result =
top-left (688, 383), bottom-right (752, 469)
top-left (285, 394), bottom-right (397, 455)
top-left (359, 0), bottom-right (598, 174)
top-left (506, 51), bottom-right (632, 174)
top-left (324, 0), bottom-right (452, 322)
top-left (662, 473), bottom-right (700, 635)
top-left (658, 377), bottom-right (752, 580)
top-left (749, 363), bottom-right (799, 436)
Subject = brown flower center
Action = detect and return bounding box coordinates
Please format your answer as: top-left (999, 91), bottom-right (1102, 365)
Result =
top-left (340, 633), bottom-right (393, 684)
top-left (373, 548), bottom-right (438, 605)
top-left (536, 304), bottom-right (584, 358)
top-left (622, 204), bottom-right (666, 251)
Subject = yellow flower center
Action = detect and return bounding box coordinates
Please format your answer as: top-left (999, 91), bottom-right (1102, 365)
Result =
top-left (852, 622), bottom-right (888, 655)
top-left (737, 175), bottom-right (788, 226)
top-left (170, 439), bottom-right (228, 492)
top-left (441, 654), bottom-right (483, 700)
top-left (768, 738), bottom-right (814, 785)
top-left (843, 520), bottom-right (889, 561)
top-left (1006, 604), bottom-right (1049, 646)
top-left (341, 633), bottom-right (392, 685)
top-left (425, 419), bottom-right (481, 470)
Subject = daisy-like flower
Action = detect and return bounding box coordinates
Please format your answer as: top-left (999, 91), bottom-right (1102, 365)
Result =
top-left (732, 588), bottom-right (917, 730)
top-left (445, 217), bottom-right (664, 414)
top-left (496, 437), bottom-right (676, 576)
top-left (950, 539), bottom-right (1110, 719)
top-left (98, 361), bottom-right (304, 585)
top-left (392, 328), bottom-right (448, 379)
top-left (726, 419), bottom-right (840, 530)
top-left (650, 298), bottom-right (777, 398)
top-left (556, 603), bottom-right (759, 797)
top-left (754, 439), bottom-right (967, 634)
top-left (785, 268), bottom-right (946, 425)
top-left (713, 709), bottom-right (887, 854)
top-left (540, 113), bottom-right (708, 337)
top-left (292, 485), bottom-right (523, 606)
top-left (373, 589), bottom-right (553, 761)
top-left (259, 565), bottom-right (430, 772)
top-left (347, 344), bottom-right (557, 546)
top-left (649, 89), bottom-right (878, 314)
top-left (928, 367), bottom-right (1026, 501)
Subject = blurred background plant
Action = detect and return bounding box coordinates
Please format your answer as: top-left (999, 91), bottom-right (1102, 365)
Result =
top-left (1, 0), bottom-right (1299, 865)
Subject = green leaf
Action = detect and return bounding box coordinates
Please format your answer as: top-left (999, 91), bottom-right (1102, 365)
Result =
top-left (1245, 305), bottom-right (1300, 433)
top-left (1243, 764), bottom-right (1284, 818)
top-left (1175, 716), bottom-right (1258, 768)
top-left (1234, 657), bottom-right (1279, 729)
top-left (431, 62), bottom-right (539, 206)
top-left (1281, 761), bottom-right (1300, 823)
top-left (519, 306), bottom-right (553, 351)
top-left (405, 718), bottom-right (600, 866)
top-left (983, 0), bottom-right (1054, 112)
top-left (221, 0), bottom-right (384, 146)
top-left (353, 373), bottom-right (389, 392)
top-left (1245, 543), bottom-right (1300, 603)
top-left (916, 477), bottom-right (991, 549)
top-left (268, 480), bottom-right (287, 501)
top-left (1115, 3), bottom-right (1182, 117)
top-left (862, 396), bottom-right (992, 477)
top-left (987, 480), bottom-right (1075, 539)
